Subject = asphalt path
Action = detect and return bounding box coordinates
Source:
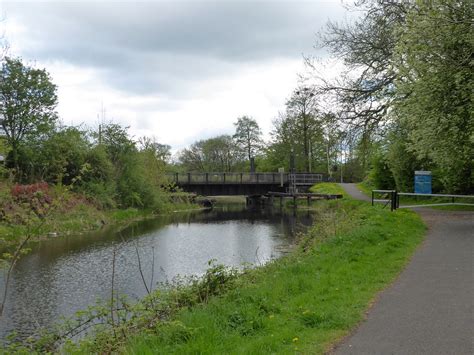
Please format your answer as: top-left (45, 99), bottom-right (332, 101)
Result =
top-left (335, 183), bottom-right (473, 355)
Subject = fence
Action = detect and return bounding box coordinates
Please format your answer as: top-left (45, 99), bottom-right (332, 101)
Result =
top-left (166, 172), bottom-right (325, 186)
top-left (372, 190), bottom-right (474, 211)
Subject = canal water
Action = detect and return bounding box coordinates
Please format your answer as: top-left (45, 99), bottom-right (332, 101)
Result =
top-left (0, 205), bottom-right (315, 340)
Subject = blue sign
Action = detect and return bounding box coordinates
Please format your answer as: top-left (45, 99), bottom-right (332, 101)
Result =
top-left (414, 171), bottom-right (432, 194)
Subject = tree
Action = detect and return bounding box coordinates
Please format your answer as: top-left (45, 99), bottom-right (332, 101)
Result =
top-left (0, 57), bottom-right (58, 172)
top-left (321, 112), bottom-right (343, 179)
top-left (179, 135), bottom-right (244, 172)
top-left (311, 1), bottom-right (410, 129)
top-left (138, 136), bottom-right (171, 163)
top-left (17, 126), bottom-right (89, 184)
top-left (284, 87), bottom-right (324, 172)
top-left (232, 116), bottom-right (263, 161)
top-left (393, 0), bottom-right (473, 193)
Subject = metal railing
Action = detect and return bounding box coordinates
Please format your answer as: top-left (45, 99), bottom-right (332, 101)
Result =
top-left (371, 190), bottom-right (397, 211)
top-left (371, 190), bottom-right (474, 211)
top-left (290, 173), bottom-right (323, 185)
top-left (396, 192), bottom-right (474, 209)
top-left (166, 172), bottom-right (288, 185)
top-left (166, 172), bottom-right (325, 186)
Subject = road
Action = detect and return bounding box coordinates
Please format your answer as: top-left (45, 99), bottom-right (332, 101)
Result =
top-left (335, 183), bottom-right (473, 355)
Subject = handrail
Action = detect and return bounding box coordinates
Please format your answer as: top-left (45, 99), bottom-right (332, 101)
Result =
top-left (372, 189), bottom-right (474, 211)
top-left (165, 172), bottom-right (326, 185)
top-left (398, 192), bottom-right (473, 199)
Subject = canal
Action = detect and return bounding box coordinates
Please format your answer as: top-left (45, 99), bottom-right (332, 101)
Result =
top-left (0, 205), bottom-right (315, 340)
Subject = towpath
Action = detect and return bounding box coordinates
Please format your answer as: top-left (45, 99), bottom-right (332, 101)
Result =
top-left (334, 183), bottom-right (473, 355)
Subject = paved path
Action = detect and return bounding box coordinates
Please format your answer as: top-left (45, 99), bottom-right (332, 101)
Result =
top-left (339, 183), bottom-right (371, 202)
top-left (335, 184), bottom-right (474, 355)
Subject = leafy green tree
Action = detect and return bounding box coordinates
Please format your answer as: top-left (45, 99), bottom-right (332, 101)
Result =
top-left (0, 57), bottom-right (58, 172)
top-left (286, 87), bottom-right (322, 172)
top-left (179, 135), bottom-right (244, 172)
top-left (265, 88), bottom-right (326, 173)
top-left (232, 116), bottom-right (263, 161)
top-left (138, 136), bottom-right (171, 163)
top-left (393, 1), bottom-right (473, 193)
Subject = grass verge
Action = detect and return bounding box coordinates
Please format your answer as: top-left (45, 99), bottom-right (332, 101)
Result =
top-left (356, 181), bottom-right (374, 197)
top-left (310, 182), bottom-right (349, 198)
top-left (64, 199), bottom-right (425, 354)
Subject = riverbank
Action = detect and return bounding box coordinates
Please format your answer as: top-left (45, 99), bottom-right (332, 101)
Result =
top-left (0, 183), bottom-right (198, 248)
top-left (29, 193), bottom-right (425, 354)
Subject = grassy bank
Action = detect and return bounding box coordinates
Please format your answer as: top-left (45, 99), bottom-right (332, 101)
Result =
top-left (0, 182), bottom-right (197, 247)
top-left (57, 197), bottom-right (426, 354)
top-left (309, 182), bottom-right (348, 198)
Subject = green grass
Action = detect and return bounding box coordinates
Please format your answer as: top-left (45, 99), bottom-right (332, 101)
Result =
top-left (356, 181), bottom-right (374, 197)
top-left (309, 182), bottom-right (348, 198)
top-left (73, 199), bottom-right (425, 354)
top-left (397, 195), bottom-right (474, 211)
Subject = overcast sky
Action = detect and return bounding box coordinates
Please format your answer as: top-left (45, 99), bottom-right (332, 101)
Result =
top-left (2, 0), bottom-right (351, 151)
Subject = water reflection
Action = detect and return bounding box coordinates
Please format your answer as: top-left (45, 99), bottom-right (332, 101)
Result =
top-left (0, 205), bottom-right (314, 340)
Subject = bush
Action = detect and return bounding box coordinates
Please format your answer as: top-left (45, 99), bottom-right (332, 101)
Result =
top-left (369, 153), bottom-right (395, 190)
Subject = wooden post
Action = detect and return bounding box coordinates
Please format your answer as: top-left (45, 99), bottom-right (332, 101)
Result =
top-left (206, 173), bottom-right (209, 184)
top-left (307, 196), bottom-right (310, 206)
top-left (240, 173), bottom-right (243, 184)
top-left (223, 173), bottom-right (226, 183)
top-left (187, 173), bottom-right (191, 184)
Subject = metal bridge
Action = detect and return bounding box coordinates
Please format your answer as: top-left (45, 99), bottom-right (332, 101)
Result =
top-left (166, 172), bottom-right (324, 196)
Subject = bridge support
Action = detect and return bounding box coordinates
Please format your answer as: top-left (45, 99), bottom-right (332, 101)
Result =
top-left (246, 195), bottom-right (263, 207)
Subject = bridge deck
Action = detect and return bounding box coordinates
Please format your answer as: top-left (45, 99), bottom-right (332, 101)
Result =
top-left (166, 172), bottom-right (326, 196)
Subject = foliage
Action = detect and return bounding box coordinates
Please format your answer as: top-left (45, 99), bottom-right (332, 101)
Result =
top-left (0, 57), bottom-right (58, 173)
top-left (5, 261), bottom-right (238, 353)
top-left (368, 151), bottom-right (395, 190)
top-left (267, 108), bottom-right (324, 173)
top-left (313, 0), bottom-right (407, 128)
top-left (233, 116), bottom-right (263, 161)
top-left (309, 0), bottom-right (472, 193)
top-left (392, 0), bottom-right (473, 193)
top-left (178, 135), bottom-right (245, 172)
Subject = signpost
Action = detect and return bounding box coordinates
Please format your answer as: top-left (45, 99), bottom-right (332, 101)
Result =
top-left (414, 171), bottom-right (432, 194)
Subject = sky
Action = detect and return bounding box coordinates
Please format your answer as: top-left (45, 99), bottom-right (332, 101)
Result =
top-left (2, 0), bottom-right (352, 152)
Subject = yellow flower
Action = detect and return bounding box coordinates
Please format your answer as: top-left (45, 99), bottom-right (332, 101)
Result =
top-left (292, 337), bottom-right (299, 342)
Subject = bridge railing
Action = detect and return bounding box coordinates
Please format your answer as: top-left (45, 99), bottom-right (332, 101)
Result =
top-left (166, 172), bottom-right (326, 185)
top-left (290, 173), bottom-right (323, 185)
top-left (166, 172), bottom-right (289, 185)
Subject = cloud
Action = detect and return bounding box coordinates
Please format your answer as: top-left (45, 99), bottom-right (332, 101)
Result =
top-left (5, 1), bottom-right (345, 95)
top-left (2, 0), bottom-right (350, 149)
